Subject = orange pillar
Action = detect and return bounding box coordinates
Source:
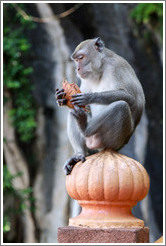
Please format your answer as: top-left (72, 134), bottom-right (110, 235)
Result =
top-left (58, 149), bottom-right (150, 243)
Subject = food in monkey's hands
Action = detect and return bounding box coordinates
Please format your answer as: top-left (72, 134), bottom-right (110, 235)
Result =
top-left (62, 79), bottom-right (88, 111)
top-left (62, 79), bottom-right (81, 109)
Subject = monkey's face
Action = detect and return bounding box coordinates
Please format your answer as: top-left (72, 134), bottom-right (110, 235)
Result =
top-left (71, 38), bottom-right (105, 79)
top-left (73, 53), bottom-right (93, 79)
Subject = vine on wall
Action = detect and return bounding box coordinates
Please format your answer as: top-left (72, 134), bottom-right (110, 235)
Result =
top-left (130, 3), bottom-right (163, 38)
top-left (3, 3), bottom-right (36, 236)
top-left (4, 3), bottom-right (36, 143)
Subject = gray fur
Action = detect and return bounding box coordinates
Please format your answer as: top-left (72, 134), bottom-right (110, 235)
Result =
top-left (56, 38), bottom-right (145, 175)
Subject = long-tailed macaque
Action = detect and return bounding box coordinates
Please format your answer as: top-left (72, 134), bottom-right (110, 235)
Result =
top-left (56, 38), bottom-right (145, 175)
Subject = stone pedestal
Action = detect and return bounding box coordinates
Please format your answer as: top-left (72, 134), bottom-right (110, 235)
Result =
top-left (58, 149), bottom-right (150, 243)
top-left (58, 226), bottom-right (149, 243)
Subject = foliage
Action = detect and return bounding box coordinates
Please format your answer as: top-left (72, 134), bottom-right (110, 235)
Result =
top-left (3, 3), bottom-right (37, 142)
top-left (130, 3), bottom-right (163, 38)
top-left (3, 3), bottom-right (36, 236)
top-left (3, 165), bottom-right (35, 233)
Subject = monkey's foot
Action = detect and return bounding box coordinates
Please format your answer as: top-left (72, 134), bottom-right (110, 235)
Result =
top-left (63, 153), bottom-right (86, 175)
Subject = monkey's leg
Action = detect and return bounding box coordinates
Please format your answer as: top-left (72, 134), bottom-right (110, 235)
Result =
top-left (85, 100), bottom-right (134, 150)
top-left (64, 111), bottom-right (87, 175)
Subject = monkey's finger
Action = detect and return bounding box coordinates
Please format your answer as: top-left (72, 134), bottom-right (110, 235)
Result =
top-left (63, 158), bottom-right (75, 174)
top-left (70, 111), bottom-right (78, 119)
top-left (70, 97), bottom-right (82, 102)
top-left (70, 111), bottom-right (80, 121)
top-left (71, 100), bottom-right (85, 106)
top-left (71, 93), bottom-right (82, 98)
top-left (56, 88), bottom-right (64, 92)
top-left (73, 106), bottom-right (84, 114)
top-left (70, 98), bottom-right (78, 103)
top-left (80, 156), bottom-right (86, 162)
top-left (73, 154), bottom-right (85, 163)
top-left (63, 164), bottom-right (72, 175)
top-left (70, 97), bottom-right (84, 103)
top-left (74, 106), bottom-right (86, 115)
top-left (57, 99), bottom-right (67, 106)
top-left (56, 92), bottom-right (66, 99)
top-left (70, 106), bottom-right (79, 114)
top-left (66, 158), bottom-right (77, 168)
top-left (55, 88), bottom-right (64, 95)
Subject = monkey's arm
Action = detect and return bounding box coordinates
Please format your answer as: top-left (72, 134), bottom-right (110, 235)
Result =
top-left (71, 89), bottom-right (135, 107)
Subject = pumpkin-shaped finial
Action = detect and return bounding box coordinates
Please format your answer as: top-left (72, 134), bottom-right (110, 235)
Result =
top-left (66, 149), bottom-right (150, 228)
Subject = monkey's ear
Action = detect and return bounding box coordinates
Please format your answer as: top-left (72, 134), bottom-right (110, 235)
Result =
top-left (94, 37), bottom-right (104, 52)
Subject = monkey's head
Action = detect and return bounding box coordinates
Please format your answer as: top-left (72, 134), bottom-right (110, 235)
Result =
top-left (71, 37), bottom-right (105, 79)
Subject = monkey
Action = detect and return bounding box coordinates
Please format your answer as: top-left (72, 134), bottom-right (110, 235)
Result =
top-left (55, 37), bottom-right (145, 175)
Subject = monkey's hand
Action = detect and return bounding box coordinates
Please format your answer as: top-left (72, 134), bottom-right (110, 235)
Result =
top-left (71, 93), bottom-right (91, 106)
top-left (55, 88), bottom-right (67, 106)
top-left (70, 106), bottom-right (87, 132)
top-left (64, 153), bottom-right (86, 175)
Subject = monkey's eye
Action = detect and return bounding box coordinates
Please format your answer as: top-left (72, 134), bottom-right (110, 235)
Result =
top-left (75, 55), bottom-right (84, 61)
top-left (78, 55), bottom-right (84, 60)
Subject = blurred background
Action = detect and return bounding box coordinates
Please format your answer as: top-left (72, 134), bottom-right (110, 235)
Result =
top-left (3, 2), bottom-right (163, 243)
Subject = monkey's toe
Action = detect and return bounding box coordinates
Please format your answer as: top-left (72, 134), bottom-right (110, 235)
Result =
top-left (64, 164), bottom-right (73, 175)
top-left (63, 153), bottom-right (86, 175)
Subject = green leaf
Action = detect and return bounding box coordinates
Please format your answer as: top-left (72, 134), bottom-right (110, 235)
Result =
top-left (4, 3), bottom-right (37, 142)
top-left (22, 187), bottom-right (32, 194)
top-left (3, 216), bottom-right (11, 232)
top-left (22, 67), bottom-right (33, 75)
top-left (130, 3), bottom-right (163, 38)
top-left (6, 80), bottom-right (21, 88)
top-left (20, 203), bottom-right (27, 211)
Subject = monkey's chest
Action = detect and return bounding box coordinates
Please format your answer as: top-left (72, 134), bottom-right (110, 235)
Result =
top-left (90, 104), bottom-right (105, 117)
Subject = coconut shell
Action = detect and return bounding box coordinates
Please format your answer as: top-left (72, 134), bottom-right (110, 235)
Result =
top-left (62, 79), bottom-right (87, 111)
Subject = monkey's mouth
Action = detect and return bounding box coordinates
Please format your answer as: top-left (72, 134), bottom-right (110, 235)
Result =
top-left (77, 71), bottom-right (87, 78)
top-left (77, 69), bottom-right (91, 79)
